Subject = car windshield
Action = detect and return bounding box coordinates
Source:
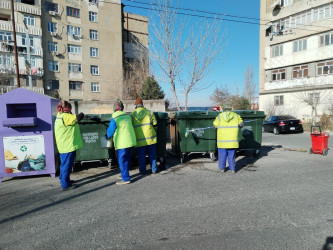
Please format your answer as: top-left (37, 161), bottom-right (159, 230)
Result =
top-left (278, 116), bottom-right (296, 120)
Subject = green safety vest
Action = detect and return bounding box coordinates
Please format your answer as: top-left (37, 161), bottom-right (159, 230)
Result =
top-left (54, 113), bottom-right (83, 154)
top-left (131, 107), bottom-right (157, 147)
top-left (113, 111), bottom-right (137, 150)
top-left (213, 112), bottom-right (243, 149)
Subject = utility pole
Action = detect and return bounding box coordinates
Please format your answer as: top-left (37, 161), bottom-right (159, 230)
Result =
top-left (11, 0), bottom-right (20, 87)
top-left (23, 20), bottom-right (32, 90)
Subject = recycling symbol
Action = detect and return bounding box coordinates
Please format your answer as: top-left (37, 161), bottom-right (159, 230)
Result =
top-left (20, 145), bottom-right (27, 152)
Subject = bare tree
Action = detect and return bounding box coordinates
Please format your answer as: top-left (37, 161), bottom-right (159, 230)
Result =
top-left (243, 64), bottom-right (257, 105)
top-left (262, 98), bottom-right (278, 117)
top-left (150, 0), bottom-right (227, 110)
top-left (294, 88), bottom-right (329, 125)
top-left (210, 85), bottom-right (232, 109)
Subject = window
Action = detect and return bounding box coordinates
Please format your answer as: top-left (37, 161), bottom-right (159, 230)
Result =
top-left (49, 80), bottom-right (59, 90)
top-left (89, 30), bottom-right (98, 40)
top-left (49, 61), bottom-right (59, 72)
top-left (91, 65), bottom-right (99, 75)
top-left (271, 44), bottom-right (283, 57)
top-left (69, 81), bottom-right (83, 90)
top-left (67, 7), bottom-right (80, 18)
top-left (23, 15), bottom-right (35, 26)
top-left (293, 39), bottom-right (307, 52)
top-left (90, 47), bottom-right (99, 57)
top-left (272, 69), bottom-right (286, 81)
top-left (25, 76), bottom-right (37, 87)
top-left (0, 32), bottom-right (12, 41)
top-left (270, 3), bottom-right (333, 35)
top-left (0, 54), bottom-right (11, 65)
top-left (68, 44), bottom-right (81, 54)
top-left (44, 2), bottom-right (58, 12)
top-left (91, 82), bottom-right (100, 92)
top-left (317, 61), bottom-right (333, 76)
top-left (319, 31), bottom-right (333, 47)
top-left (22, 35), bottom-right (33, 47)
top-left (48, 41), bottom-right (58, 52)
top-left (47, 22), bottom-right (57, 32)
top-left (293, 65), bottom-right (308, 78)
top-left (89, 0), bottom-right (99, 4)
top-left (68, 63), bottom-right (82, 73)
top-left (309, 93), bottom-right (319, 106)
top-left (25, 57), bottom-right (36, 68)
top-left (274, 95), bottom-right (284, 106)
top-left (281, 0), bottom-right (293, 7)
top-left (89, 12), bottom-right (98, 22)
top-left (67, 25), bottom-right (81, 36)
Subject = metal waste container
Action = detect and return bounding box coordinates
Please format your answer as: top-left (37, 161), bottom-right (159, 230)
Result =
top-left (170, 111), bottom-right (219, 163)
top-left (233, 110), bottom-right (266, 156)
top-left (74, 114), bottom-right (115, 171)
top-left (154, 112), bottom-right (169, 167)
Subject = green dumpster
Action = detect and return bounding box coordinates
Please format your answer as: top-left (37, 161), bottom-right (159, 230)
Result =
top-left (233, 110), bottom-right (266, 156)
top-left (74, 114), bottom-right (115, 170)
top-left (170, 111), bottom-right (219, 163)
top-left (153, 112), bottom-right (169, 168)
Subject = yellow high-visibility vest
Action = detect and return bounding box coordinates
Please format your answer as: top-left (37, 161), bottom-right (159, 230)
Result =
top-left (132, 107), bottom-right (157, 147)
top-left (213, 112), bottom-right (243, 148)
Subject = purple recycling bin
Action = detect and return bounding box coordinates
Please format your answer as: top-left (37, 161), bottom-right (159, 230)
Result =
top-left (0, 88), bottom-right (59, 182)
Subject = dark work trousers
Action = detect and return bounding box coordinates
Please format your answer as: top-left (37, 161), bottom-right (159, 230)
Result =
top-left (59, 151), bottom-right (76, 189)
top-left (137, 144), bottom-right (158, 174)
top-left (117, 147), bottom-right (133, 181)
top-left (218, 148), bottom-right (236, 171)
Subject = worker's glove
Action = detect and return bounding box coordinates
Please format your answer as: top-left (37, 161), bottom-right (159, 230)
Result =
top-left (105, 134), bottom-right (109, 139)
top-left (76, 112), bottom-right (84, 122)
top-left (238, 122), bottom-right (245, 128)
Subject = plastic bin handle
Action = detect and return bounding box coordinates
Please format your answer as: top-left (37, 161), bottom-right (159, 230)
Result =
top-left (311, 125), bottom-right (321, 134)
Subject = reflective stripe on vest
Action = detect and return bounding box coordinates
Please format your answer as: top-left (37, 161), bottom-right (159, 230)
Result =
top-left (134, 122), bottom-right (153, 128)
top-left (137, 135), bottom-right (157, 141)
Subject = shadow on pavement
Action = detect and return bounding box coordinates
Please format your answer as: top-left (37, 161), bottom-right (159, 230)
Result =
top-left (235, 145), bottom-right (278, 172)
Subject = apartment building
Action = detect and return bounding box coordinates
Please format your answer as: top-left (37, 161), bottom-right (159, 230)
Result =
top-left (41, 0), bottom-right (126, 101)
top-left (122, 11), bottom-right (149, 99)
top-left (259, 0), bottom-right (333, 122)
top-left (0, 0), bottom-right (44, 94)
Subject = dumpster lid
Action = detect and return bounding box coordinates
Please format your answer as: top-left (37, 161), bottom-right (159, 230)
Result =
top-left (153, 112), bottom-right (169, 119)
top-left (172, 111), bottom-right (219, 119)
top-left (233, 110), bottom-right (266, 118)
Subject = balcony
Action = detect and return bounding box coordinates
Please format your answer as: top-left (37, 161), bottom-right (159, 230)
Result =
top-left (0, 1), bottom-right (41, 16)
top-left (0, 85), bottom-right (44, 95)
top-left (0, 21), bottom-right (42, 36)
top-left (69, 89), bottom-right (83, 97)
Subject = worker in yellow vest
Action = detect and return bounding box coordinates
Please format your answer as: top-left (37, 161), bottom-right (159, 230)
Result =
top-left (213, 110), bottom-right (244, 173)
top-left (54, 100), bottom-right (84, 191)
top-left (131, 98), bottom-right (158, 174)
top-left (106, 99), bottom-right (137, 185)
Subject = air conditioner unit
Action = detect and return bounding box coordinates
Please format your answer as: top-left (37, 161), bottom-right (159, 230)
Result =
top-left (51, 51), bottom-right (59, 55)
top-left (50, 31), bottom-right (57, 37)
top-left (49, 11), bottom-right (56, 16)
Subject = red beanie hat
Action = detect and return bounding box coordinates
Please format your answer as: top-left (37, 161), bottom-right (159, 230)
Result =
top-left (134, 98), bottom-right (143, 106)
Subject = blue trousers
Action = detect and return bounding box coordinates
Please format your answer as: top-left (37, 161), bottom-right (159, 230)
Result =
top-left (117, 147), bottom-right (133, 181)
top-left (218, 148), bottom-right (236, 171)
top-left (59, 151), bottom-right (76, 189)
top-left (137, 144), bottom-right (157, 174)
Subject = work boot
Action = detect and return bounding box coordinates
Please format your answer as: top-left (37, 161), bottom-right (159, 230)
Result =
top-left (116, 180), bottom-right (131, 185)
top-left (220, 169), bottom-right (226, 173)
top-left (61, 184), bottom-right (78, 191)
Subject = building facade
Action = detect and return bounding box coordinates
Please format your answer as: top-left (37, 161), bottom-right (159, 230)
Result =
top-left (41, 0), bottom-right (125, 101)
top-left (0, 0), bottom-right (44, 94)
top-left (259, 0), bottom-right (333, 122)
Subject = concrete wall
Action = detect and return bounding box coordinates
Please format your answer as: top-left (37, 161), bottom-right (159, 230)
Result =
top-left (73, 99), bottom-right (166, 114)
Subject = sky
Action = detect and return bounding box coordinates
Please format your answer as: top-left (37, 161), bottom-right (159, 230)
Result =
top-left (123, 0), bottom-right (261, 107)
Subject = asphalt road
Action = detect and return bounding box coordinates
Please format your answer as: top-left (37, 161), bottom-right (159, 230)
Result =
top-left (0, 132), bottom-right (332, 249)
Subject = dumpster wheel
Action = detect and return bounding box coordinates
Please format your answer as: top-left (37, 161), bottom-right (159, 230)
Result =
top-left (323, 149), bottom-right (328, 156)
top-left (180, 154), bottom-right (186, 164)
top-left (309, 148), bottom-right (313, 154)
top-left (159, 157), bottom-right (166, 169)
top-left (209, 152), bottom-right (216, 162)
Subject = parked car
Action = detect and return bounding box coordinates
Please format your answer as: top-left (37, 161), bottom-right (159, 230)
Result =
top-left (263, 115), bottom-right (304, 135)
